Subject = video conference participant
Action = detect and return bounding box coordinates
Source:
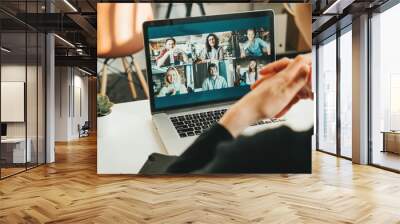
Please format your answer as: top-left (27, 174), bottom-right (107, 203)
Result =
top-left (202, 63), bottom-right (228, 91)
top-left (244, 59), bottom-right (258, 85)
top-left (235, 59), bottom-right (258, 86)
top-left (240, 28), bottom-right (271, 57)
top-left (156, 38), bottom-right (188, 67)
top-left (200, 33), bottom-right (224, 61)
top-left (157, 67), bottom-right (188, 97)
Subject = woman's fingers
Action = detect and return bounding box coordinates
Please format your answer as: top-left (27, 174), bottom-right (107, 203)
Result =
top-left (264, 56), bottom-right (310, 118)
top-left (250, 55), bottom-right (311, 90)
top-left (259, 57), bottom-right (292, 76)
top-left (251, 76), bottom-right (266, 90)
top-left (281, 54), bottom-right (311, 84)
top-left (251, 57), bottom-right (293, 90)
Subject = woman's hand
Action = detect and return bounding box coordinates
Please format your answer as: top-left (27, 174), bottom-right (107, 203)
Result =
top-left (219, 54), bottom-right (312, 137)
top-left (253, 55), bottom-right (313, 117)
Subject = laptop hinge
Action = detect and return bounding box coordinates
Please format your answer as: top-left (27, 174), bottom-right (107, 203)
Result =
top-left (152, 100), bottom-right (236, 115)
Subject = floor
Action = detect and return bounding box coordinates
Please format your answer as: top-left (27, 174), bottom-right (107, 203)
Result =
top-left (1, 163), bottom-right (45, 178)
top-left (0, 167), bottom-right (25, 178)
top-left (372, 150), bottom-right (400, 171)
top-left (0, 135), bottom-right (400, 223)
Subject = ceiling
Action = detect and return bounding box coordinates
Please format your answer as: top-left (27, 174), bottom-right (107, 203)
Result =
top-left (312, 0), bottom-right (392, 44)
top-left (6, 0), bottom-right (395, 72)
top-left (0, 0), bottom-right (97, 73)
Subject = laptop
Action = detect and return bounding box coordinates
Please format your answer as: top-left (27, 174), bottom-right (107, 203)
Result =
top-left (143, 10), bottom-right (290, 156)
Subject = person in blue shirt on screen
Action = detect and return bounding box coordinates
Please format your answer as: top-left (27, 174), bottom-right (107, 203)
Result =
top-left (240, 28), bottom-right (271, 57)
top-left (202, 63), bottom-right (228, 91)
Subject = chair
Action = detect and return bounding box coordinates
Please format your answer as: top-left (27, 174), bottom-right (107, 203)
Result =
top-left (165, 3), bottom-right (206, 18)
top-left (97, 3), bottom-right (154, 100)
top-left (79, 121), bottom-right (90, 138)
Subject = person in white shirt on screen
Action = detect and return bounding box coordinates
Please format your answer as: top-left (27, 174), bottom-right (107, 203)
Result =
top-left (244, 59), bottom-right (258, 85)
top-left (158, 67), bottom-right (188, 97)
top-left (200, 33), bottom-right (224, 61)
top-left (202, 63), bottom-right (228, 91)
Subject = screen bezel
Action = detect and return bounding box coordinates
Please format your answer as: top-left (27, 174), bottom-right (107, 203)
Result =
top-left (143, 10), bottom-right (275, 113)
top-left (1, 123), bottom-right (7, 137)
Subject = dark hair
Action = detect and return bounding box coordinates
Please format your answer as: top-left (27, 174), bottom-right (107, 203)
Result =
top-left (248, 59), bottom-right (258, 80)
top-left (165, 37), bottom-right (176, 45)
top-left (205, 33), bottom-right (219, 52)
top-left (247, 28), bottom-right (256, 34)
top-left (208, 63), bottom-right (217, 74)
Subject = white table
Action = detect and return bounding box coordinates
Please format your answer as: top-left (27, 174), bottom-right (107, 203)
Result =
top-left (97, 100), bottom-right (166, 174)
top-left (1, 138), bottom-right (32, 163)
top-left (97, 99), bottom-right (314, 174)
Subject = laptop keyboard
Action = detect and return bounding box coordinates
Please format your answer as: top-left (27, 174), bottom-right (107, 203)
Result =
top-left (170, 109), bottom-right (286, 138)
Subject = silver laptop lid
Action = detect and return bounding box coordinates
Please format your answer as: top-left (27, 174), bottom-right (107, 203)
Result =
top-left (143, 10), bottom-right (275, 114)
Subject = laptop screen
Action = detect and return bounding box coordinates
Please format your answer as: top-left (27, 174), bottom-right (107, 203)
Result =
top-left (144, 10), bottom-right (275, 112)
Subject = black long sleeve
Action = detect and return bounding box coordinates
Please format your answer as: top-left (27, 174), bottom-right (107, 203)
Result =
top-left (139, 123), bottom-right (312, 174)
top-left (166, 124), bottom-right (233, 173)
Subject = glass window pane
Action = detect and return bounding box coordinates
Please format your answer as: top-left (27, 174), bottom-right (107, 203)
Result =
top-left (312, 45), bottom-right (317, 150)
top-left (38, 33), bottom-right (46, 165)
top-left (340, 29), bottom-right (352, 158)
top-left (27, 31), bottom-right (38, 169)
top-left (371, 3), bottom-right (400, 171)
top-left (318, 37), bottom-right (337, 154)
top-left (1, 31), bottom-right (28, 177)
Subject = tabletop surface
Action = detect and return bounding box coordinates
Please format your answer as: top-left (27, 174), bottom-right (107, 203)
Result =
top-left (97, 100), bottom-right (167, 174)
top-left (1, 138), bottom-right (29, 143)
top-left (97, 97), bottom-right (314, 174)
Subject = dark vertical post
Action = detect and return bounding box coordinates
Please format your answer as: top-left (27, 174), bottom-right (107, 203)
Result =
top-left (336, 28), bottom-right (341, 157)
top-left (316, 44), bottom-right (320, 150)
top-left (367, 10), bottom-right (372, 164)
top-left (0, 17), bottom-right (2, 179)
top-left (25, 0), bottom-right (28, 171)
top-left (36, 0), bottom-right (39, 167)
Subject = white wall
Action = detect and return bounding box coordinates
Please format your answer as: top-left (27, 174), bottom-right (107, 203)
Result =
top-left (72, 73), bottom-right (89, 138)
top-left (55, 67), bottom-right (89, 141)
top-left (1, 63), bottom-right (46, 164)
top-left (55, 66), bottom-right (69, 141)
top-left (1, 65), bottom-right (35, 137)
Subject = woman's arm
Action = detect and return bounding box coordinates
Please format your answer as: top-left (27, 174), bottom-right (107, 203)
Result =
top-left (194, 126), bottom-right (313, 173)
top-left (166, 123), bottom-right (233, 173)
top-left (166, 55), bottom-right (312, 173)
top-left (166, 123), bottom-right (312, 174)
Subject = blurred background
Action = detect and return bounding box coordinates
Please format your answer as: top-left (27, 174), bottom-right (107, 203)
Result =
top-left (97, 3), bottom-right (311, 104)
